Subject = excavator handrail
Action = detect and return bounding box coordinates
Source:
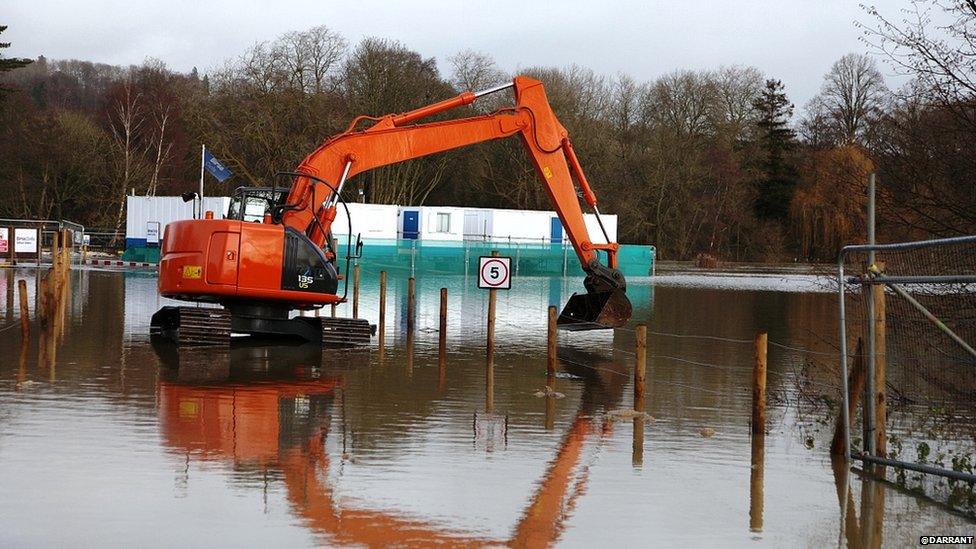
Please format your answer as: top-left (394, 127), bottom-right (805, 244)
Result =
top-left (277, 170), bottom-right (356, 304)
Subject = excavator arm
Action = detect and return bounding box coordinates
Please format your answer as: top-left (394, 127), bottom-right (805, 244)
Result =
top-left (282, 76), bottom-right (631, 329)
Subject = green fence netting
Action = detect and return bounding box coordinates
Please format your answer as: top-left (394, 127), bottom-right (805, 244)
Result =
top-left (333, 237), bottom-right (654, 277)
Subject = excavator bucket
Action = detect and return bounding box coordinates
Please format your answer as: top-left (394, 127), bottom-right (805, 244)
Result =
top-left (557, 288), bottom-right (632, 331)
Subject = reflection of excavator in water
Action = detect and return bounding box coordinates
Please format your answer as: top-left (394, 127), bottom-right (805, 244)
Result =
top-left (156, 347), bottom-right (627, 547)
top-left (151, 76), bottom-right (631, 346)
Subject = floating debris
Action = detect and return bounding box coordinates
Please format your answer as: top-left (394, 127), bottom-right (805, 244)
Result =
top-left (699, 427), bottom-right (716, 438)
top-left (533, 386), bottom-right (565, 399)
top-left (554, 372), bottom-right (584, 380)
top-left (605, 409), bottom-right (654, 423)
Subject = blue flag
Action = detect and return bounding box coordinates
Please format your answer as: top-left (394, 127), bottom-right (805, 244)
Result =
top-left (204, 148), bottom-right (233, 182)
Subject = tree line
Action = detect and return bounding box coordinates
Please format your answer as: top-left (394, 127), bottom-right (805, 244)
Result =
top-left (0, 2), bottom-right (973, 260)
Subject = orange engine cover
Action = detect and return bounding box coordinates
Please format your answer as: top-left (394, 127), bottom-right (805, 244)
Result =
top-left (159, 219), bottom-right (341, 306)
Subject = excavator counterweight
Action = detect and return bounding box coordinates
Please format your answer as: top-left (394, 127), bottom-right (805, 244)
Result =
top-left (152, 76), bottom-right (632, 345)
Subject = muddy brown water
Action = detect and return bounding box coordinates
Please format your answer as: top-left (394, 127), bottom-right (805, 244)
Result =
top-left (0, 267), bottom-right (972, 547)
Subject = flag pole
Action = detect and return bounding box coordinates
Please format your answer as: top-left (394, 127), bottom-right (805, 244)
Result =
top-left (199, 144), bottom-right (205, 219)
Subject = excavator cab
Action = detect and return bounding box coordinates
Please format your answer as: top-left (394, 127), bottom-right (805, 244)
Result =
top-left (227, 187), bottom-right (288, 223)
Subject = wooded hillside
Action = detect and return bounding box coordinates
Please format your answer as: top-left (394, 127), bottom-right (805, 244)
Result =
top-left (1, 2), bottom-right (973, 260)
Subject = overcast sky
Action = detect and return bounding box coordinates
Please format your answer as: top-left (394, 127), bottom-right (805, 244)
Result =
top-left (3, 0), bottom-right (909, 109)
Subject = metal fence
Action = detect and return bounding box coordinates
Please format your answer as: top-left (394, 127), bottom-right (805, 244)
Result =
top-left (837, 235), bottom-right (976, 489)
top-left (0, 218), bottom-right (87, 263)
top-left (331, 234), bottom-right (656, 278)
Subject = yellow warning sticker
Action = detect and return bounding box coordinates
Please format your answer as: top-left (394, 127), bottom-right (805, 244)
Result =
top-left (542, 166), bottom-right (553, 179)
top-left (182, 265), bottom-right (202, 279)
top-left (179, 400), bottom-right (199, 418)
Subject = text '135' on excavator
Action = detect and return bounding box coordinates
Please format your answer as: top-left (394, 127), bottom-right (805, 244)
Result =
top-left (150, 75), bottom-right (632, 346)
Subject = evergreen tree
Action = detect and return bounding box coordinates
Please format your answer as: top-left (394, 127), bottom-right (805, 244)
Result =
top-left (751, 79), bottom-right (797, 221)
top-left (0, 25), bottom-right (33, 97)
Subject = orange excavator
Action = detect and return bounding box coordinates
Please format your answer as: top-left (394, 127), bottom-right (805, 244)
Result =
top-left (151, 76), bottom-right (631, 345)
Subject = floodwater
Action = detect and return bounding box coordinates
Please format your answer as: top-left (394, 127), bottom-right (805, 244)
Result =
top-left (0, 267), bottom-right (973, 547)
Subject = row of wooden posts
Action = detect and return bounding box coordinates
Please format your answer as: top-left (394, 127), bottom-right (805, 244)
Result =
top-left (366, 263), bottom-right (771, 439)
top-left (370, 265), bottom-right (772, 528)
top-left (13, 230), bottom-right (74, 381)
top-left (16, 229), bottom-right (74, 340)
top-left (366, 263), bottom-right (776, 531)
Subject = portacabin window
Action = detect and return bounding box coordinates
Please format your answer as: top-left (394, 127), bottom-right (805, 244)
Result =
top-left (435, 212), bottom-right (451, 233)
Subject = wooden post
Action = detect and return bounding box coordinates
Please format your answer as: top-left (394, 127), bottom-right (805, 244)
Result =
top-left (831, 338), bottom-right (866, 456)
top-left (860, 470), bottom-right (886, 549)
top-left (749, 332), bottom-right (767, 531)
top-left (485, 251), bottom-right (499, 414)
top-left (752, 331), bottom-right (768, 436)
top-left (51, 230), bottom-right (59, 269)
top-left (749, 431), bottom-right (765, 532)
top-left (873, 279), bottom-right (887, 458)
top-left (57, 230), bottom-right (68, 329)
top-left (18, 338), bottom-right (28, 386)
top-left (439, 288), bottom-right (447, 362)
top-left (438, 287), bottom-right (447, 390)
top-left (405, 323), bottom-right (415, 377)
top-left (5, 270), bottom-right (12, 320)
top-left (37, 274), bottom-right (47, 325)
top-left (635, 324), bottom-right (647, 411)
top-left (352, 263), bottom-right (361, 319)
top-left (545, 371), bottom-right (556, 431)
top-left (486, 250), bottom-right (498, 364)
top-left (407, 277), bottom-right (416, 332)
top-left (62, 229), bottom-right (70, 268)
top-left (547, 305), bottom-right (557, 376)
top-left (18, 279), bottom-right (29, 341)
top-left (633, 324), bottom-right (647, 467)
top-left (831, 457), bottom-right (862, 548)
top-left (378, 271), bottom-right (387, 349)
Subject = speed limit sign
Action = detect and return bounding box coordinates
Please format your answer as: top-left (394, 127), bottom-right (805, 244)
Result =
top-left (478, 256), bottom-right (512, 290)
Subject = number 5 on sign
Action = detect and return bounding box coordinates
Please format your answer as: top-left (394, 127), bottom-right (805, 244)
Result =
top-left (478, 256), bottom-right (512, 290)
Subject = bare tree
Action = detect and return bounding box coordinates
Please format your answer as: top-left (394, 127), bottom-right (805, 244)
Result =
top-left (643, 70), bottom-right (718, 137)
top-left (711, 65), bottom-right (764, 138)
top-left (107, 78), bottom-right (148, 237)
top-left (277, 26), bottom-right (347, 94)
top-left (804, 53), bottom-right (888, 145)
top-left (448, 50), bottom-right (506, 92)
top-left (447, 49), bottom-right (508, 114)
top-left (861, 0), bottom-right (976, 130)
top-left (138, 58), bottom-right (176, 196)
top-left (344, 38), bottom-right (455, 205)
top-left (146, 104), bottom-right (172, 196)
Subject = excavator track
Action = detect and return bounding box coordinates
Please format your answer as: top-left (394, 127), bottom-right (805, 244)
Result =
top-left (150, 306), bottom-right (231, 346)
top-left (321, 317), bottom-right (375, 347)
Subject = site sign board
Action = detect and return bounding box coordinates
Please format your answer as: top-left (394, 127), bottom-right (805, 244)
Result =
top-left (14, 228), bottom-right (37, 254)
top-left (478, 256), bottom-right (512, 290)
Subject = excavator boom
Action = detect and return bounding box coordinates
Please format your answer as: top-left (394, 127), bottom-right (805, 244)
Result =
top-left (283, 76), bottom-right (631, 329)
